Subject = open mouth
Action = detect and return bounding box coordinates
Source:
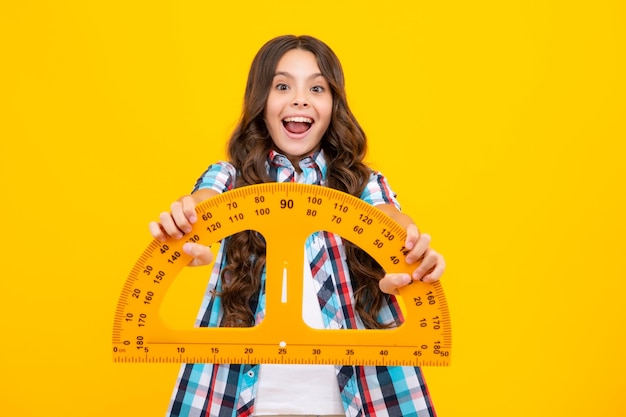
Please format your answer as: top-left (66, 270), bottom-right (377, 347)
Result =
top-left (282, 116), bottom-right (313, 134)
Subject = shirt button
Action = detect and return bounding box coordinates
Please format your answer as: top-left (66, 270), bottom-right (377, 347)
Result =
top-left (247, 370), bottom-right (255, 378)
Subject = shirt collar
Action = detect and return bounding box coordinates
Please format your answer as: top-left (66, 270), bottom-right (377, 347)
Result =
top-left (267, 149), bottom-right (328, 185)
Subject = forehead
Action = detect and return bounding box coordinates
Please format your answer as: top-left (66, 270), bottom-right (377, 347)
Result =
top-left (274, 49), bottom-right (322, 75)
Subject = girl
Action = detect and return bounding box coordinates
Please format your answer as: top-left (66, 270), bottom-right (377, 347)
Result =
top-left (150, 35), bottom-right (446, 417)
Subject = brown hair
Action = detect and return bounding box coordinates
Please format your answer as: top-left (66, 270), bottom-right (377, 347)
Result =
top-left (219, 35), bottom-right (394, 329)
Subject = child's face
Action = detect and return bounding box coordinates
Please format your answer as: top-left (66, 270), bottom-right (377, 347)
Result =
top-left (264, 48), bottom-right (332, 168)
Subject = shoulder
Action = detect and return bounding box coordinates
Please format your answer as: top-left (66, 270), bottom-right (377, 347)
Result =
top-left (192, 161), bottom-right (237, 193)
top-left (360, 170), bottom-right (401, 209)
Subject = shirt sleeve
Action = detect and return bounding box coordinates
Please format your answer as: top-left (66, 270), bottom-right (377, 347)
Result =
top-left (360, 171), bottom-right (401, 209)
top-left (192, 161), bottom-right (237, 194)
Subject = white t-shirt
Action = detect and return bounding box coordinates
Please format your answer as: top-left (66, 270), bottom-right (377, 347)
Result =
top-left (254, 257), bottom-right (344, 415)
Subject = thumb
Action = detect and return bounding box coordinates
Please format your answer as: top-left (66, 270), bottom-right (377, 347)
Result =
top-left (379, 273), bottom-right (412, 295)
top-left (183, 242), bottom-right (214, 267)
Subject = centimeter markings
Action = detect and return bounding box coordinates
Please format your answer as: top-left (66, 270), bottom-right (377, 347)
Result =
top-left (112, 183), bottom-right (452, 366)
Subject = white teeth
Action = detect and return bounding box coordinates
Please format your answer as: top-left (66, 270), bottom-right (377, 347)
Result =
top-left (283, 116), bottom-right (313, 123)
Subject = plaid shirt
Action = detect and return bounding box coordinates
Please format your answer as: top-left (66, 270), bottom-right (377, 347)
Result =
top-left (167, 150), bottom-right (436, 417)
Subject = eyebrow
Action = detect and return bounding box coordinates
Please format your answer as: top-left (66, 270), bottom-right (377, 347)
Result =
top-left (273, 71), bottom-right (325, 80)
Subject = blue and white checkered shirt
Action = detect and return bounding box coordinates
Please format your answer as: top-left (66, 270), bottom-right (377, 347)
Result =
top-left (166, 150), bottom-right (436, 417)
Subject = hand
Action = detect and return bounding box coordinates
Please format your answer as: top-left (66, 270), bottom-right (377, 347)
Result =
top-left (182, 242), bottom-right (214, 267)
top-left (149, 195), bottom-right (198, 241)
top-left (148, 193), bottom-right (216, 267)
top-left (379, 224), bottom-right (446, 295)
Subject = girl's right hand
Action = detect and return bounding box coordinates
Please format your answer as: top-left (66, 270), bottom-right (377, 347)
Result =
top-left (149, 195), bottom-right (198, 241)
top-left (148, 191), bottom-right (218, 267)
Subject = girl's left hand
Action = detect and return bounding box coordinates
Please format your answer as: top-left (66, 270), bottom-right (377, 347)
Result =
top-left (378, 224), bottom-right (446, 295)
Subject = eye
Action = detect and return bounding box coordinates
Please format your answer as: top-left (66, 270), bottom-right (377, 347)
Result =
top-left (275, 83), bottom-right (289, 91)
top-left (311, 85), bottom-right (325, 93)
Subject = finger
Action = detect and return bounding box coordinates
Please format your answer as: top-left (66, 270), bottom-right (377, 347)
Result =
top-left (180, 195), bottom-right (198, 224)
top-left (404, 224), bottom-right (420, 250)
top-left (159, 211), bottom-right (184, 239)
top-left (148, 221), bottom-right (167, 242)
top-left (406, 233), bottom-right (431, 264)
top-left (171, 201), bottom-right (193, 234)
top-left (183, 242), bottom-right (214, 267)
top-left (421, 255), bottom-right (446, 283)
top-left (379, 273), bottom-right (412, 295)
top-left (412, 249), bottom-right (444, 281)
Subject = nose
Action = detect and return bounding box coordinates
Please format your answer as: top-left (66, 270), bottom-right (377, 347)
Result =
top-left (292, 98), bottom-right (308, 107)
top-left (291, 90), bottom-right (309, 107)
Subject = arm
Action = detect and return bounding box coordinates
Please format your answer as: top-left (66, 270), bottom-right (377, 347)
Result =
top-left (376, 204), bottom-right (446, 295)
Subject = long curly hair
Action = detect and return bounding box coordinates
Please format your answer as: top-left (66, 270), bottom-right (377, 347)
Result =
top-left (219, 35), bottom-right (394, 329)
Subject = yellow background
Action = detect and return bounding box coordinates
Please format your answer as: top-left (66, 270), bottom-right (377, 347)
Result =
top-left (1, 0), bottom-right (625, 416)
